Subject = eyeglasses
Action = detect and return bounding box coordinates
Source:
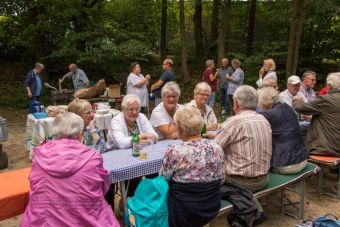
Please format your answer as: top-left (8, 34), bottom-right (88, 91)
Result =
top-left (164, 95), bottom-right (178, 100)
top-left (125, 108), bottom-right (140, 114)
top-left (83, 109), bottom-right (95, 115)
top-left (196, 92), bottom-right (210, 97)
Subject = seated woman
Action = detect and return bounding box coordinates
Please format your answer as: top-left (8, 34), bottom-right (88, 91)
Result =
top-left (106, 94), bottom-right (157, 150)
top-left (189, 82), bottom-right (218, 131)
top-left (159, 104), bottom-right (224, 227)
top-left (20, 113), bottom-right (120, 227)
top-left (256, 58), bottom-right (277, 88)
top-left (150, 81), bottom-right (182, 140)
top-left (258, 87), bottom-right (308, 174)
top-left (68, 98), bottom-right (106, 153)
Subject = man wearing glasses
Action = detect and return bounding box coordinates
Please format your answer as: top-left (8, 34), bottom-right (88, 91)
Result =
top-left (300, 71), bottom-right (317, 102)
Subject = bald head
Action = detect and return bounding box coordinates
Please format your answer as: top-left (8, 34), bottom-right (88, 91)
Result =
top-left (69, 64), bottom-right (77, 73)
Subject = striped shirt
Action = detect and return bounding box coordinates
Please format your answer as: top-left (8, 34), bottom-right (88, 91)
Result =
top-left (214, 110), bottom-right (272, 177)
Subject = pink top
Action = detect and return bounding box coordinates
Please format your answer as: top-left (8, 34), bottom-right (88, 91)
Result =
top-left (203, 68), bottom-right (217, 92)
top-left (20, 138), bottom-right (120, 227)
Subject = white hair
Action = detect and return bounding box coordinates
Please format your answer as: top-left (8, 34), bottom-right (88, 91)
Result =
top-left (206, 59), bottom-right (214, 67)
top-left (35, 62), bottom-right (44, 69)
top-left (121, 94), bottom-right (141, 108)
top-left (52, 112), bottom-right (84, 139)
top-left (327, 72), bottom-right (340, 89)
top-left (258, 87), bottom-right (280, 109)
top-left (234, 85), bottom-right (258, 110)
top-left (194, 82), bottom-right (211, 95)
top-left (174, 104), bottom-right (203, 137)
top-left (161, 81), bottom-right (181, 98)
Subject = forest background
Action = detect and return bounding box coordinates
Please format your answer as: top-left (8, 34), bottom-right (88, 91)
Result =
top-left (0, 0), bottom-right (339, 108)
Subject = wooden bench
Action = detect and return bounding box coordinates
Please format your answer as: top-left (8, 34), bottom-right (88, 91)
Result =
top-left (218, 162), bottom-right (320, 220)
top-left (0, 168), bottom-right (31, 221)
top-left (308, 155), bottom-right (340, 199)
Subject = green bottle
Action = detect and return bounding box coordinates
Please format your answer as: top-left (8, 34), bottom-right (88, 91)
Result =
top-left (201, 121), bottom-right (207, 136)
top-left (132, 124), bottom-right (140, 157)
top-left (220, 108), bottom-right (227, 123)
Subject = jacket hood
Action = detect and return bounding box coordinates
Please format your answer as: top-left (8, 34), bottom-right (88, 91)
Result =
top-left (33, 138), bottom-right (96, 178)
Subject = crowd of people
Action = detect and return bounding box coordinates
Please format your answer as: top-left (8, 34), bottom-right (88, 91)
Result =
top-left (22, 58), bottom-right (340, 226)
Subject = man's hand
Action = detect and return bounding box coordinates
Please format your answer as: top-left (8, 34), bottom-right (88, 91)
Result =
top-left (292, 95), bottom-right (304, 102)
top-left (145, 74), bottom-right (151, 80)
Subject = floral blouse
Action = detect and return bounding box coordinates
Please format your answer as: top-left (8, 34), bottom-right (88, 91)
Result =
top-left (159, 139), bottom-right (225, 183)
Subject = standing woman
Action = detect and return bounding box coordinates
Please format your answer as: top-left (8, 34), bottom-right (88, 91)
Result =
top-left (202, 59), bottom-right (218, 108)
top-left (126, 62), bottom-right (150, 114)
top-left (256, 58), bottom-right (277, 88)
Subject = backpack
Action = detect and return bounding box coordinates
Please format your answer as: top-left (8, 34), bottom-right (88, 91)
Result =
top-left (125, 176), bottom-right (169, 227)
top-left (296, 214), bottom-right (340, 227)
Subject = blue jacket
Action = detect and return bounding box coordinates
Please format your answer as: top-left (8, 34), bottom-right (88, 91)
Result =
top-left (25, 69), bottom-right (42, 97)
top-left (260, 102), bottom-right (308, 168)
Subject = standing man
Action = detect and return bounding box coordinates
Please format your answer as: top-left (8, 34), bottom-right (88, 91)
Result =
top-left (151, 58), bottom-right (175, 107)
top-left (218, 58), bottom-right (234, 114)
top-left (59, 63), bottom-right (89, 91)
top-left (300, 70), bottom-right (317, 102)
top-left (226, 59), bottom-right (244, 115)
top-left (25, 63), bottom-right (44, 111)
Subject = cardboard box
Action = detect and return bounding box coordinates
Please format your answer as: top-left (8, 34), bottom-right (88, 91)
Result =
top-left (109, 85), bottom-right (121, 98)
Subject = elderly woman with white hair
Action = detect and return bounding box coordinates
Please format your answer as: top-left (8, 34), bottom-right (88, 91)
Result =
top-left (258, 87), bottom-right (308, 174)
top-left (226, 59), bottom-right (244, 115)
top-left (190, 82), bottom-right (218, 131)
top-left (21, 112), bottom-right (120, 227)
top-left (150, 81), bottom-right (182, 140)
top-left (293, 72), bottom-right (340, 156)
top-left (256, 58), bottom-right (277, 88)
top-left (159, 104), bottom-right (224, 227)
top-left (202, 59), bottom-right (219, 108)
top-left (106, 94), bottom-right (157, 150)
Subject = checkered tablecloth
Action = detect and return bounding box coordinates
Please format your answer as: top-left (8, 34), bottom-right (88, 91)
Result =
top-left (102, 140), bottom-right (182, 184)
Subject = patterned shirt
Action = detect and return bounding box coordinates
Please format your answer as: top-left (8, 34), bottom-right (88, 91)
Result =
top-left (299, 84), bottom-right (316, 102)
top-left (227, 68), bottom-right (244, 95)
top-left (214, 110), bottom-right (272, 177)
top-left (66, 68), bottom-right (89, 91)
top-left (159, 139), bottom-right (225, 183)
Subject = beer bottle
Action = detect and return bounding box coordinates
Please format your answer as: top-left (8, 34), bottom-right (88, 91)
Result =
top-left (132, 123), bottom-right (140, 157)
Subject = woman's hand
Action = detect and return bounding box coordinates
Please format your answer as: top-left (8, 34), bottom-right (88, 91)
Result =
top-left (259, 67), bottom-right (265, 78)
top-left (207, 123), bottom-right (219, 131)
top-left (140, 133), bottom-right (158, 143)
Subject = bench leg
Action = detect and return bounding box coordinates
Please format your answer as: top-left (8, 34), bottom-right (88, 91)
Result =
top-left (281, 188), bottom-right (285, 215)
top-left (298, 180), bottom-right (305, 219)
top-left (337, 165), bottom-right (340, 199)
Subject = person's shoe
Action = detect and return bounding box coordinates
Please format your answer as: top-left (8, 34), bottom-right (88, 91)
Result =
top-left (253, 212), bottom-right (267, 225)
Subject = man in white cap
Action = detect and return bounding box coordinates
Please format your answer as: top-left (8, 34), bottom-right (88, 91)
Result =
top-left (279, 75), bottom-right (307, 108)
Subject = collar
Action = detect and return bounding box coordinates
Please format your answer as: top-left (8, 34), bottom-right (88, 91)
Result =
top-left (235, 109), bottom-right (256, 116)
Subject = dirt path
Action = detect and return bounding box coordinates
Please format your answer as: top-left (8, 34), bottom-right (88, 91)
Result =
top-left (0, 107), bottom-right (339, 226)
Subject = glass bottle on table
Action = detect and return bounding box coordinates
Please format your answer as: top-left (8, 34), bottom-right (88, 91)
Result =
top-left (220, 107), bottom-right (227, 123)
top-left (201, 115), bottom-right (207, 137)
top-left (132, 123), bottom-right (140, 157)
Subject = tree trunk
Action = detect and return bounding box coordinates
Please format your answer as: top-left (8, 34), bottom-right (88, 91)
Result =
top-left (246, 0), bottom-right (256, 56)
top-left (193, 0), bottom-right (205, 64)
top-left (179, 0), bottom-right (189, 81)
top-left (209, 0), bottom-right (220, 58)
top-left (160, 0), bottom-right (167, 61)
top-left (217, 0), bottom-right (231, 63)
top-left (286, 0), bottom-right (307, 78)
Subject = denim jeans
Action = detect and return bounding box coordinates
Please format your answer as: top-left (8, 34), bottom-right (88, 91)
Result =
top-left (220, 87), bottom-right (231, 113)
top-left (154, 97), bottom-right (162, 107)
top-left (208, 92), bottom-right (216, 108)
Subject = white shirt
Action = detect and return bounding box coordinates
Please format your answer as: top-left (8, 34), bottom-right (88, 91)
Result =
top-left (105, 112), bottom-right (157, 150)
top-left (256, 71), bottom-right (277, 88)
top-left (126, 73), bottom-right (148, 107)
top-left (150, 102), bottom-right (182, 140)
top-left (189, 100), bottom-right (217, 125)
top-left (279, 89), bottom-right (307, 109)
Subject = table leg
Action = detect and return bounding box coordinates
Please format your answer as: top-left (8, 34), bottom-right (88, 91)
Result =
top-left (120, 180), bottom-right (130, 216)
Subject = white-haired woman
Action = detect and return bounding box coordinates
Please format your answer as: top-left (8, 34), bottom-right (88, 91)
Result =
top-left (150, 81), bottom-right (182, 140)
top-left (202, 59), bottom-right (218, 108)
top-left (160, 104), bottom-right (224, 227)
top-left (258, 87), bottom-right (307, 174)
top-left (190, 82), bottom-right (218, 131)
top-left (21, 113), bottom-right (120, 227)
top-left (226, 59), bottom-right (244, 115)
top-left (256, 58), bottom-right (277, 88)
top-left (106, 94), bottom-right (157, 150)
top-left (68, 98), bottom-right (105, 152)
top-left (126, 62), bottom-right (150, 114)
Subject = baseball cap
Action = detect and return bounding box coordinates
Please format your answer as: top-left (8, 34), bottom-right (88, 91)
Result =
top-left (287, 75), bottom-right (301, 85)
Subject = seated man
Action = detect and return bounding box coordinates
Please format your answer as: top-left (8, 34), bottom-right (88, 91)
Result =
top-left (279, 75), bottom-right (307, 109)
top-left (215, 85), bottom-right (272, 192)
top-left (300, 70), bottom-right (317, 102)
top-left (293, 72), bottom-right (340, 157)
top-left (258, 87), bottom-right (308, 174)
top-left (150, 82), bottom-right (182, 140)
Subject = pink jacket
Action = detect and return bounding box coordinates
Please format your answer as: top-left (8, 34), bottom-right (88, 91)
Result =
top-left (20, 138), bottom-right (120, 227)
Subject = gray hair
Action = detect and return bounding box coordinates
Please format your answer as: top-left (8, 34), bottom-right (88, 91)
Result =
top-left (234, 85), bottom-right (258, 110)
top-left (194, 82), bottom-right (211, 95)
top-left (231, 59), bottom-right (241, 67)
top-left (52, 112), bottom-right (84, 139)
top-left (121, 94), bottom-right (141, 109)
top-left (161, 81), bottom-right (181, 98)
top-left (206, 59), bottom-right (214, 67)
top-left (258, 87), bottom-right (280, 109)
top-left (174, 104), bottom-right (203, 137)
top-left (327, 72), bottom-right (340, 89)
top-left (35, 62), bottom-right (44, 69)
top-left (302, 70), bottom-right (316, 80)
